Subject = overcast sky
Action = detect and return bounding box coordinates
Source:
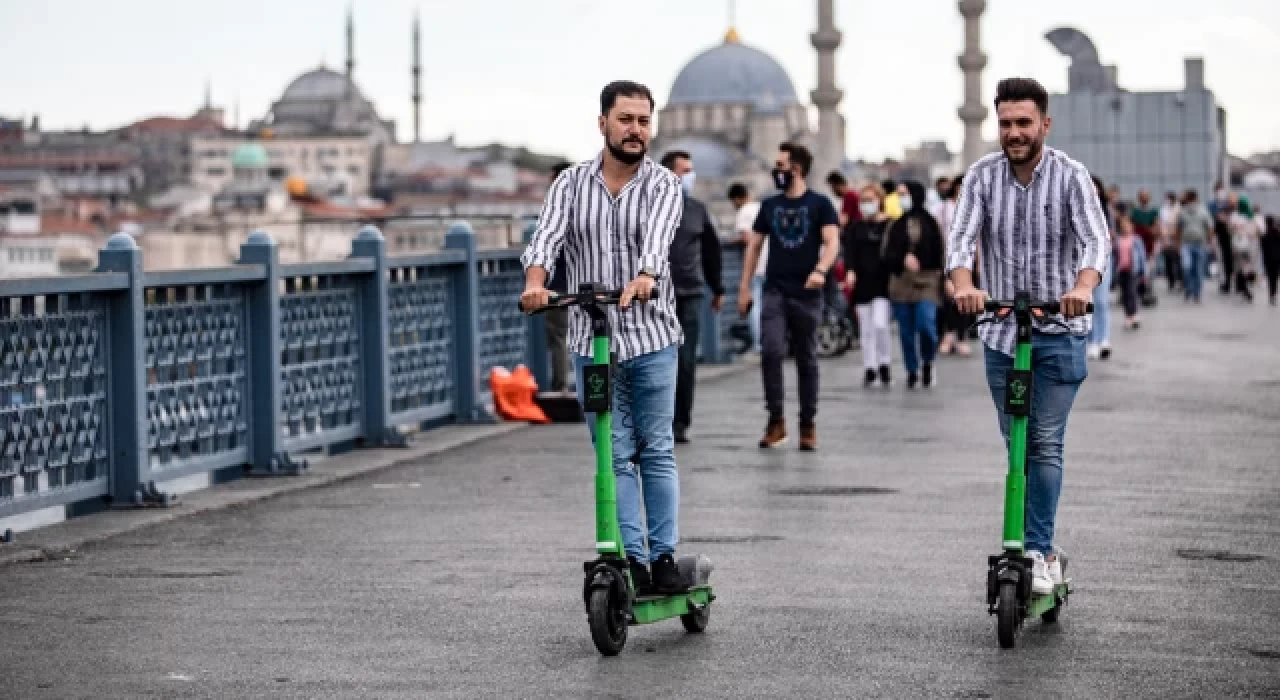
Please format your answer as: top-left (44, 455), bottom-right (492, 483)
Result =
top-left (2, 0), bottom-right (1278, 163)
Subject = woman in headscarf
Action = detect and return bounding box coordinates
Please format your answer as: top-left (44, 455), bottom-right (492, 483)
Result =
top-left (1230, 195), bottom-right (1259, 301)
top-left (883, 180), bottom-right (945, 389)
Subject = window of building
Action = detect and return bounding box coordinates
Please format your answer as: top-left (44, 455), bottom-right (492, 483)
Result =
top-left (206, 167), bottom-right (226, 177)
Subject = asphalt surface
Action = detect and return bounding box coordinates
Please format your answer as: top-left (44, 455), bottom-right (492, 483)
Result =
top-left (2, 287), bottom-right (1279, 699)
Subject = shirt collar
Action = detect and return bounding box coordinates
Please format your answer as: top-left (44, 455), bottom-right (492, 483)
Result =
top-left (1003, 146), bottom-right (1053, 187)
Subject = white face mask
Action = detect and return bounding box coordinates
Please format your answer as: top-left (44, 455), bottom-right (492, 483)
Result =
top-left (898, 196), bottom-right (913, 212)
top-left (680, 171), bottom-right (696, 196)
top-left (859, 201), bottom-right (880, 218)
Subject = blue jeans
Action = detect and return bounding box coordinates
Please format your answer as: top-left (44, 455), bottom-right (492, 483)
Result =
top-left (573, 344), bottom-right (679, 564)
top-left (1182, 242), bottom-right (1207, 300)
top-left (983, 333), bottom-right (1088, 555)
top-left (892, 300), bottom-right (938, 373)
top-left (1089, 262), bottom-right (1112, 346)
top-left (749, 275), bottom-right (764, 353)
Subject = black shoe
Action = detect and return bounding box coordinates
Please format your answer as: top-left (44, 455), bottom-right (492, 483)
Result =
top-left (649, 553), bottom-right (686, 594)
top-left (922, 363), bottom-right (935, 389)
top-left (627, 556), bottom-right (651, 593)
top-left (1099, 346), bottom-right (1112, 360)
top-left (674, 426), bottom-right (690, 444)
top-left (907, 372), bottom-right (919, 390)
top-left (863, 368), bottom-right (877, 387)
top-left (878, 365), bottom-right (891, 386)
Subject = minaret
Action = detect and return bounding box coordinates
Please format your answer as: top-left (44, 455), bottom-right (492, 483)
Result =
top-left (345, 6), bottom-right (355, 99)
top-left (810, 0), bottom-right (845, 183)
top-left (958, 0), bottom-right (989, 168)
top-left (412, 10), bottom-right (422, 143)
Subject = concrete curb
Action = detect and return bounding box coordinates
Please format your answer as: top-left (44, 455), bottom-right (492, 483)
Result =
top-left (0, 359), bottom-right (753, 567)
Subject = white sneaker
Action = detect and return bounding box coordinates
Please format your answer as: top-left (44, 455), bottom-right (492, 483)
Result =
top-left (1086, 343), bottom-right (1100, 360)
top-left (1046, 556), bottom-right (1063, 587)
top-left (1027, 551), bottom-right (1054, 595)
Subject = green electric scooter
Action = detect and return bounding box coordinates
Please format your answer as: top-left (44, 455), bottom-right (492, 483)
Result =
top-left (520, 284), bottom-right (715, 656)
top-left (975, 292), bottom-right (1092, 649)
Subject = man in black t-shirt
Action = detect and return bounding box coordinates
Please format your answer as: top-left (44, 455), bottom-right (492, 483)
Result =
top-left (737, 142), bottom-right (840, 451)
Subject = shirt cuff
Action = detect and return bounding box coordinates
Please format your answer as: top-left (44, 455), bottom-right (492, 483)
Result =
top-left (638, 254), bottom-right (670, 279)
top-left (521, 248), bottom-right (554, 273)
top-left (945, 250), bottom-right (975, 274)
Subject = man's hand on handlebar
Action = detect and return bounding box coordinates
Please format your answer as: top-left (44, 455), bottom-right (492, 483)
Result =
top-left (519, 285), bottom-right (553, 314)
top-left (1059, 286), bottom-right (1093, 318)
top-left (953, 285), bottom-right (987, 315)
top-left (619, 274), bottom-right (656, 310)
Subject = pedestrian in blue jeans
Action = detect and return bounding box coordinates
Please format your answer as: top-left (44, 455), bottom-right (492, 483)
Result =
top-left (1176, 189), bottom-right (1214, 303)
top-left (883, 180), bottom-right (945, 389)
top-left (946, 78), bottom-right (1109, 596)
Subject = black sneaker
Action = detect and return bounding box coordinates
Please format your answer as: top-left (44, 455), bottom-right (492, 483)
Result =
top-left (878, 365), bottom-right (891, 386)
top-left (674, 426), bottom-right (690, 444)
top-left (649, 553), bottom-right (686, 594)
top-left (627, 556), bottom-right (651, 593)
top-left (863, 368), bottom-right (877, 387)
top-left (907, 371), bottom-right (919, 390)
top-left (922, 363), bottom-right (935, 389)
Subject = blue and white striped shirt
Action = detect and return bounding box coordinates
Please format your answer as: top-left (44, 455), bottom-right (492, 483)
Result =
top-left (520, 152), bottom-right (684, 362)
top-left (945, 147), bottom-right (1111, 356)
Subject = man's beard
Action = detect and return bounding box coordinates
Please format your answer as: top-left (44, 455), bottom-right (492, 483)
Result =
top-left (1002, 136), bottom-right (1043, 166)
top-left (606, 136), bottom-right (646, 165)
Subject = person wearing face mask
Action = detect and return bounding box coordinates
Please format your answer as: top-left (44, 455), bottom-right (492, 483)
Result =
top-left (937, 175), bottom-right (973, 356)
top-left (884, 180), bottom-right (946, 389)
top-left (737, 142), bottom-right (841, 450)
top-left (660, 150), bottom-right (724, 444)
top-left (841, 183), bottom-right (895, 387)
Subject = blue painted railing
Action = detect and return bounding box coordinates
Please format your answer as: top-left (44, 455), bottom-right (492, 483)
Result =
top-left (0, 222), bottom-right (747, 524)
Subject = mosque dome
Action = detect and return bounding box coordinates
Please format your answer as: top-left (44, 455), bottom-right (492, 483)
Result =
top-left (667, 32), bottom-right (799, 114)
top-left (281, 67), bottom-right (365, 103)
top-left (230, 143), bottom-right (269, 169)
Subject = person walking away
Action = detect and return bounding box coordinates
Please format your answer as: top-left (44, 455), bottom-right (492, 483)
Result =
top-left (1261, 215), bottom-right (1280, 306)
top-left (729, 183), bottom-right (764, 352)
top-left (1158, 191), bottom-right (1183, 292)
top-left (1129, 190), bottom-right (1160, 276)
top-left (884, 180), bottom-right (945, 389)
top-left (1113, 216), bottom-right (1147, 330)
top-left (936, 176), bottom-right (973, 356)
top-left (948, 77), bottom-right (1110, 597)
top-left (661, 150), bottom-right (725, 444)
top-left (1215, 193), bottom-right (1236, 294)
top-left (843, 182), bottom-right (895, 387)
top-left (1087, 175), bottom-right (1114, 360)
top-left (1177, 189), bottom-right (1213, 303)
top-left (541, 161), bottom-right (574, 393)
top-left (1230, 196), bottom-right (1259, 302)
top-left (737, 142), bottom-right (840, 450)
top-left (520, 80), bottom-right (687, 593)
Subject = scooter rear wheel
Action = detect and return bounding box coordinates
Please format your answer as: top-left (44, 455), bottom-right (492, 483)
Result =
top-left (588, 588), bottom-right (628, 656)
top-left (997, 581), bottom-right (1019, 649)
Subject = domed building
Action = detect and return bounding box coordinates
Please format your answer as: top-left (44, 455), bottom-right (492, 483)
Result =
top-left (651, 16), bottom-right (846, 228)
top-left (258, 66), bottom-right (396, 144)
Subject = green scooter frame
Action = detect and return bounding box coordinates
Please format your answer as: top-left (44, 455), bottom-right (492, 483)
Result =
top-left (521, 284), bottom-right (715, 656)
top-left (977, 292), bottom-right (1091, 649)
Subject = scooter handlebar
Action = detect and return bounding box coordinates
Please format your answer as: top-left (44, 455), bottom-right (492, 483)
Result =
top-left (517, 288), bottom-right (632, 315)
top-left (982, 299), bottom-right (1094, 314)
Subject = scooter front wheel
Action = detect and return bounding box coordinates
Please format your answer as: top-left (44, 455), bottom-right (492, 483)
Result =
top-left (997, 581), bottom-right (1019, 649)
top-left (680, 603), bottom-right (711, 633)
top-left (588, 588), bottom-right (628, 656)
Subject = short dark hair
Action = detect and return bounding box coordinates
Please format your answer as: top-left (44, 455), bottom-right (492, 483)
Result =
top-left (994, 77), bottom-right (1050, 114)
top-left (600, 80), bottom-right (654, 116)
top-left (882, 179), bottom-right (897, 192)
top-left (659, 150), bottom-right (690, 170)
top-left (550, 160), bottom-right (572, 180)
top-left (779, 142), bottom-right (813, 177)
top-left (727, 182), bottom-right (748, 200)
top-left (1184, 188), bottom-right (1198, 203)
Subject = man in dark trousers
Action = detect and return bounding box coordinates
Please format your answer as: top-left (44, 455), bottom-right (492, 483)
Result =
top-left (542, 161), bottom-right (573, 393)
top-left (661, 150), bottom-right (724, 444)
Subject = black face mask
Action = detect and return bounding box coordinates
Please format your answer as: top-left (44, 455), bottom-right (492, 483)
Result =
top-left (772, 168), bottom-right (794, 191)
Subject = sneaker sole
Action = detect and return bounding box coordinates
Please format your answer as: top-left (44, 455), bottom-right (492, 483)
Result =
top-left (759, 437), bottom-right (789, 449)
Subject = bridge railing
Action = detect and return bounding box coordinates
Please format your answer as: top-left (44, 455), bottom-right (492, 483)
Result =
top-left (0, 223), bottom-right (747, 525)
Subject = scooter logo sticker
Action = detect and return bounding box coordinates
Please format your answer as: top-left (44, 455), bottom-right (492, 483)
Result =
top-left (588, 374), bottom-right (605, 395)
top-left (1004, 370), bottom-right (1032, 417)
top-left (582, 364), bottom-right (610, 413)
top-left (1010, 379), bottom-right (1027, 401)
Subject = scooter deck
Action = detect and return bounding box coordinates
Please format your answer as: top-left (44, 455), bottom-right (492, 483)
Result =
top-left (631, 585), bottom-right (714, 625)
top-left (1026, 579), bottom-right (1071, 619)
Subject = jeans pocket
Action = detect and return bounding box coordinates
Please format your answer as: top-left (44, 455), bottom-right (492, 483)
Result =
top-left (1043, 336), bottom-right (1088, 384)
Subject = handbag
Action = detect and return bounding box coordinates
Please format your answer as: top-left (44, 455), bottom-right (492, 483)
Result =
top-left (887, 217), bottom-right (942, 304)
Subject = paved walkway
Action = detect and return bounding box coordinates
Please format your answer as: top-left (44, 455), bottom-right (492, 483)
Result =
top-left (2, 288), bottom-right (1279, 699)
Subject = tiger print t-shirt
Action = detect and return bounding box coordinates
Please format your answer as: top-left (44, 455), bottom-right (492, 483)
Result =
top-left (752, 189), bottom-right (840, 299)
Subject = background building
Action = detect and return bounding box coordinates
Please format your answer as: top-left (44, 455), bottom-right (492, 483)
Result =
top-left (1043, 27), bottom-right (1228, 201)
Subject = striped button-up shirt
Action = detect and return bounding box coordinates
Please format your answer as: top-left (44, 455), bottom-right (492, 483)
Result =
top-left (520, 152), bottom-right (684, 363)
top-left (945, 147), bottom-right (1110, 356)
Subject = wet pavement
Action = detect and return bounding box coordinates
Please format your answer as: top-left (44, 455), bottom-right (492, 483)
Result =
top-left (1, 288), bottom-right (1278, 699)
